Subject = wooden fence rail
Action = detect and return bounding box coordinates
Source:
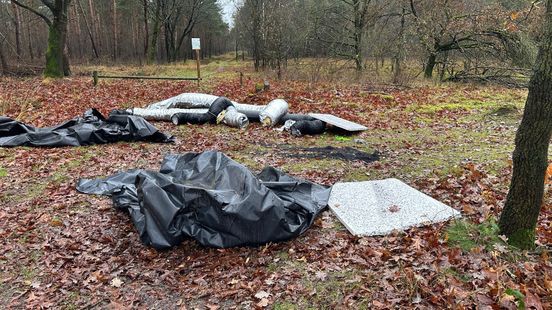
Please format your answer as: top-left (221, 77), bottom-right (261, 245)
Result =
top-left (92, 71), bottom-right (201, 86)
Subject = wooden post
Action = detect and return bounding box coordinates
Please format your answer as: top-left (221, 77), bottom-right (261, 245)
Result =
top-left (195, 49), bottom-right (201, 87)
top-left (93, 70), bottom-right (98, 86)
top-left (239, 72), bottom-right (243, 87)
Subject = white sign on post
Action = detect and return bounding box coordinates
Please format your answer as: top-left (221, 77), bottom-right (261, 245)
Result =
top-left (192, 38), bottom-right (201, 50)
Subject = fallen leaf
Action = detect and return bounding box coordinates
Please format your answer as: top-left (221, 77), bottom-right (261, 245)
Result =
top-left (110, 277), bottom-right (123, 288)
top-left (388, 205), bottom-right (400, 213)
top-left (315, 271), bottom-right (327, 281)
top-left (254, 290), bottom-right (269, 299)
top-left (256, 298), bottom-right (269, 308)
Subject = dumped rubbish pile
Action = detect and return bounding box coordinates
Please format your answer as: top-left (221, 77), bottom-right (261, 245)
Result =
top-left (77, 151), bottom-right (331, 249)
top-left (126, 92), bottom-right (367, 136)
top-left (0, 109), bottom-right (174, 147)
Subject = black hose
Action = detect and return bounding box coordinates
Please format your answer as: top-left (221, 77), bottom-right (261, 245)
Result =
top-left (172, 97), bottom-right (234, 125)
top-left (172, 113), bottom-right (212, 125)
top-left (207, 97), bottom-right (233, 123)
top-left (290, 120), bottom-right (326, 136)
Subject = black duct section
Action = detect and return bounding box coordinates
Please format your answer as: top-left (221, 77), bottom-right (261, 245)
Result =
top-left (243, 111), bottom-right (316, 123)
top-left (171, 97), bottom-right (234, 125)
top-left (207, 97), bottom-right (234, 120)
top-left (290, 120), bottom-right (326, 136)
top-left (76, 151), bottom-right (331, 249)
top-left (0, 109), bottom-right (174, 147)
top-left (242, 109), bottom-right (263, 122)
top-left (171, 113), bottom-right (212, 125)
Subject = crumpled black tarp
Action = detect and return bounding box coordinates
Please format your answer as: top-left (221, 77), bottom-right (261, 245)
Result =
top-left (0, 109), bottom-right (174, 147)
top-left (77, 151), bottom-right (331, 249)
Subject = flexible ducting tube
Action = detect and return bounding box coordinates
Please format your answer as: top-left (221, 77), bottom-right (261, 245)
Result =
top-left (131, 108), bottom-right (208, 121)
top-left (259, 99), bottom-right (289, 126)
top-left (220, 107), bottom-right (250, 129)
top-left (170, 97), bottom-right (249, 129)
top-left (134, 93), bottom-right (327, 134)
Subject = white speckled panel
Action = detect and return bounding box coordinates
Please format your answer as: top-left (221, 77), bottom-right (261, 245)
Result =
top-left (329, 178), bottom-right (461, 236)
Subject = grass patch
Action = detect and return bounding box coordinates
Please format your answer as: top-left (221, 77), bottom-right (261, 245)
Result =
top-left (445, 219), bottom-right (505, 252)
top-left (274, 302), bottom-right (298, 310)
top-left (302, 269), bottom-right (369, 308)
top-left (0, 167), bottom-right (7, 177)
top-left (281, 158), bottom-right (345, 173)
top-left (407, 89), bottom-right (526, 116)
top-left (407, 100), bottom-right (489, 114)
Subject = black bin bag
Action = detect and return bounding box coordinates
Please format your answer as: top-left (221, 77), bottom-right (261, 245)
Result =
top-left (0, 109), bottom-right (174, 147)
top-left (77, 151), bottom-right (331, 249)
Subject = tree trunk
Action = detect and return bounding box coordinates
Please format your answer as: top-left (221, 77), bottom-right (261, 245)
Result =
top-left (393, 6), bottom-right (406, 84)
top-left (143, 0), bottom-right (149, 56)
top-left (11, 2), bottom-right (22, 58)
top-left (26, 18), bottom-right (34, 60)
top-left (45, 5), bottom-right (71, 78)
top-left (77, 0), bottom-right (99, 58)
top-left (0, 41), bottom-right (8, 74)
top-left (424, 53), bottom-right (437, 79)
top-left (88, 0), bottom-right (101, 53)
top-left (353, 0), bottom-right (363, 71)
top-left (147, 0), bottom-right (161, 63)
top-left (131, 12), bottom-right (138, 60)
top-left (112, 0), bottom-right (118, 61)
top-left (72, 3), bottom-right (83, 59)
top-left (498, 0), bottom-right (552, 250)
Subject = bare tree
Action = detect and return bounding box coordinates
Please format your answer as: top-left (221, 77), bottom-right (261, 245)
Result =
top-left (408, 0), bottom-right (534, 79)
top-left (315, 0), bottom-right (383, 71)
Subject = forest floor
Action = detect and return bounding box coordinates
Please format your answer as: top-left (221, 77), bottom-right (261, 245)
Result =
top-left (0, 58), bottom-right (551, 309)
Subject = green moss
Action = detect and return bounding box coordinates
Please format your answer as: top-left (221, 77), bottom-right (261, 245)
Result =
top-left (274, 302), bottom-right (298, 310)
top-left (0, 167), bottom-right (7, 177)
top-left (407, 88), bottom-right (526, 116)
top-left (44, 25), bottom-right (64, 78)
top-left (506, 228), bottom-right (536, 250)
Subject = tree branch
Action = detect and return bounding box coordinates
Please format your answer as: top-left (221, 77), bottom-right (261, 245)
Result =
top-left (12, 0), bottom-right (52, 26)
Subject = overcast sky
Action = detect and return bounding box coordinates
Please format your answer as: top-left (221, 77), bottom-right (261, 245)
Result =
top-left (218, 0), bottom-right (239, 27)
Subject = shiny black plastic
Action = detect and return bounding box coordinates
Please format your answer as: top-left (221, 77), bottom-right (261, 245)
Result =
top-left (76, 151), bottom-right (331, 249)
top-left (0, 109), bottom-right (174, 147)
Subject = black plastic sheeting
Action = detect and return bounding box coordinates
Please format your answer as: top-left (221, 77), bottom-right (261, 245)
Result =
top-left (290, 120), bottom-right (326, 136)
top-left (0, 109), bottom-right (174, 147)
top-left (171, 97), bottom-right (233, 125)
top-left (77, 151), bottom-right (331, 249)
